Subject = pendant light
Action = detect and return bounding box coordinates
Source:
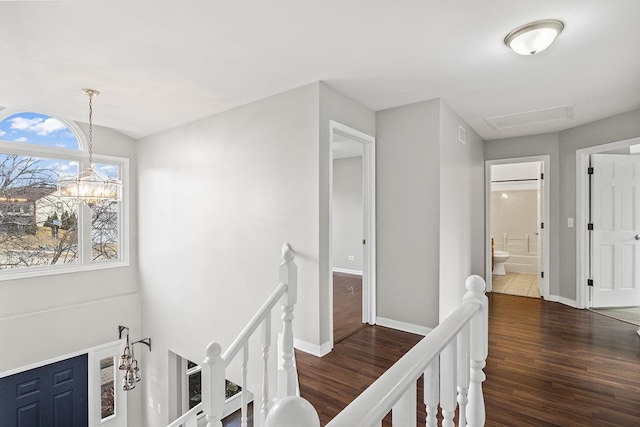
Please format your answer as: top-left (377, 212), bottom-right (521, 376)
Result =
top-left (58, 89), bottom-right (122, 206)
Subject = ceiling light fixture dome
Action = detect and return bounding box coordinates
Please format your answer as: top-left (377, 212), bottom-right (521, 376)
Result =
top-left (504, 19), bottom-right (564, 55)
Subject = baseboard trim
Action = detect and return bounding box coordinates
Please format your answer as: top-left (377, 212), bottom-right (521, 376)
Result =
top-left (549, 295), bottom-right (581, 309)
top-left (294, 338), bottom-right (332, 357)
top-left (332, 268), bottom-right (363, 276)
top-left (376, 317), bottom-right (432, 336)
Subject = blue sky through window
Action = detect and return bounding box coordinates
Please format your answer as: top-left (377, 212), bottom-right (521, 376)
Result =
top-left (0, 112), bottom-right (119, 181)
top-left (0, 112), bottom-right (79, 149)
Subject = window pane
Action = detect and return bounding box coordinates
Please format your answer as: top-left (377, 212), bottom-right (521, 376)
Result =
top-left (0, 153), bottom-right (79, 269)
top-left (0, 112), bottom-right (79, 150)
top-left (188, 371), bottom-right (202, 410)
top-left (91, 162), bottom-right (120, 262)
top-left (100, 356), bottom-right (116, 420)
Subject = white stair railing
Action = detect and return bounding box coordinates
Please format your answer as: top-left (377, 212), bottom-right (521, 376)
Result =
top-left (265, 275), bottom-right (488, 427)
top-left (168, 243), bottom-right (299, 427)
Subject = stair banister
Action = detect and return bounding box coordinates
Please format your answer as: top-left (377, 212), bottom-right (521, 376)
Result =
top-left (168, 243), bottom-right (298, 427)
top-left (265, 275), bottom-right (487, 427)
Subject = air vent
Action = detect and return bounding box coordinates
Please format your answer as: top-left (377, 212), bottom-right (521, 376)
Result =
top-left (485, 105), bottom-right (574, 130)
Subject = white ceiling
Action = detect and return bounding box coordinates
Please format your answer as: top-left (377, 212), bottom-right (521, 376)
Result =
top-left (0, 0), bottom-right (638, 141)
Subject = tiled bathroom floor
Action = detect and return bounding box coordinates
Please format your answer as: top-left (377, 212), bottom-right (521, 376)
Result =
top-left (492, 272), bottom-right (541, 298)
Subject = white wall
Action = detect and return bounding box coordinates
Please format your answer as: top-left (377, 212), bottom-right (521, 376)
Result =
top-left (0, 124), bottom-right (142, 426)
top-left (376, 99), bottom-right (441, 328)
top-left (137, 84), bottom-right (322, 426)
top-left (332, 156), bottom-right (363, 272)
top-left (438, 101), bottom-right (485, 321)
top-left (319, 82), bottom-right (376, 346)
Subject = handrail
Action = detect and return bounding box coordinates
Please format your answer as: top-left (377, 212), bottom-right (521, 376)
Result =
top-left (326, 304), bottom-right (479, 426)
top-left (222, 282), bottom-right (288, 365)
top-left (198, 243), bottom-right (298, 427)
top-left (167, 402), bottom-right (203, 427)
top-left (265, 274), bottom-right (488, 427)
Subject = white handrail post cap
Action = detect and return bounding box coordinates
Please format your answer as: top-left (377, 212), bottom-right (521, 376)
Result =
top-left (265, 396), bottom-right (320, 427)
top-left (465, 275), bottom-right (486, 295)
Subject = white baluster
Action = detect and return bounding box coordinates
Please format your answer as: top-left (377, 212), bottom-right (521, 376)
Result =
top-left (457, 324), bottom-right (470, 427)
top-left (463, 275), bottom-right (487, 427)
top-left (424, 358), bottom-right (439, 427)
top-left (241, 342), bottom-right (249, 427)
top-left (202, 342), bottom-right (225, 427)
top-left (279, 243), bottom-right (298, 398)
top-left (261, 315), bottom-right (272, 423)
top-left (440, 339), bottom-right (457, 427)
top-left (186, 415), bottom-right (197, 427)
top-left (392, 383), bottom-right (417, 427)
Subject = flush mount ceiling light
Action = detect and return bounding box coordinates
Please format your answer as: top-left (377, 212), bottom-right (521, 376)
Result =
top-left (504, 19), bottom-right (564, 55)
top-left (58, 88), bottom-right (122, 206)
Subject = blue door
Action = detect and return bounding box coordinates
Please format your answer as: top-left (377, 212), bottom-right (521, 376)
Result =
top-left (0, 354), bottom-right (88, 426)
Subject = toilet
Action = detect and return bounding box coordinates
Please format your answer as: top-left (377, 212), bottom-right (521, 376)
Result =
top-left (493, 250), bottom-right (510, 275)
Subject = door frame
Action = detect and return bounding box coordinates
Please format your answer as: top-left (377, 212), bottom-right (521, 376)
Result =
top-left (576, 136), bottom-right (640, 308)
top-left (485, 155), bottom-right (550, 299)
top-left (0, 339), bottom-right (126, 427)
top-left (329, 120), bottom-right (376, 347)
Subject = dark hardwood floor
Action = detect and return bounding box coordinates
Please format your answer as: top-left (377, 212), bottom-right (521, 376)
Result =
top-left (226, 292), bottom-right (640, 426)
top-left (484, 293), bottom-right (640, 427)
top-left (333, 272), bottom-right (364, 343)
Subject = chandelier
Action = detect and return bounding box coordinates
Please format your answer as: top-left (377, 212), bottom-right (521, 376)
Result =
top-left (58, 88), bottom-right (122, 206)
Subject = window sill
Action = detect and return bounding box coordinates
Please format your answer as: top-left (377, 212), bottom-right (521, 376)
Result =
top-left (0, 259), bottom-right (130, 282)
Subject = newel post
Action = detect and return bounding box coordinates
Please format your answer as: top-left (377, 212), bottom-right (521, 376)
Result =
top-left (202, 342), bottom-right (225, 427)
top-left (462, 275), bottom-right (488, 427)
top-left (278, 243), bottom-right (298, 399)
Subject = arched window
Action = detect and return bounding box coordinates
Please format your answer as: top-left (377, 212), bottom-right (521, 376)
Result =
top-left (0, 111), bottom-right (127, 278)
top-left (0, 112), bottom-right (80, 150)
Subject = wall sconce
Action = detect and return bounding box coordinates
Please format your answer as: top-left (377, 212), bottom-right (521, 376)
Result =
top-left (118, 326), bottom-right (151, 391)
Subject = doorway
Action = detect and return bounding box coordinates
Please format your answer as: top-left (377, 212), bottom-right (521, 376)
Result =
top-left (0, 340), bottom-right (126, 427)
top-left (329, 121), bottom-right (375, 345)
top-left (576, 136), bottom-right (640, 309)
top-left (485, 156), bottom-right (549, 299)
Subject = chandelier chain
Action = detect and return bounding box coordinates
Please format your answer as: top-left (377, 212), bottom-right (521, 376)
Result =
top-left (88, 93), bottom-right (94, 166)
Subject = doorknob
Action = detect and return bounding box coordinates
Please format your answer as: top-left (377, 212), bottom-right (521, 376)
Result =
top-left (636, 235), bottom-right (640, 240)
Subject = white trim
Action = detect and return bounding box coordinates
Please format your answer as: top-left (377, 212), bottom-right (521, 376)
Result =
top-left (376, 317), bottom-right (432, 336)
top-left (485, 156), bottom-right (550, 299)
top-left (575, 136), bottom-right (640, 309)
top-left (89, 340), bottom-right (127, 427)
top-left (332, 268), bottom-right (363, 276)
top-left (293, 338), bottom-right (332, 357)
top-left (329, 121), bottom-right (376, 351)
top-left (0, 293), bottom-right (137, 321)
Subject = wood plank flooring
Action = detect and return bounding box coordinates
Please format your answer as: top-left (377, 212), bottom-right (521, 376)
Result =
top-left (332, 272), bottom-right (364, 343)
top-left (225, 292), bottom-right (640, 426)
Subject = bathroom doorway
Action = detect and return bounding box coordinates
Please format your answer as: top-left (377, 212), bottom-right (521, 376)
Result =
top-left (485, 157), bottom-right (549, 299)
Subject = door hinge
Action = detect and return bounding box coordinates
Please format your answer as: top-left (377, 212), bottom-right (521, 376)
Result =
top-left (587, 279), bottom-right (594, 287)
top-left (540, 222), bottom-right (544, 229)
top-left (588, 223), bottom-right (594, 230)
top-left (541, 271), bottom-right (544, 279)
top-left (588, 167), bottom-right (594, 175)
top-left (540, 173), bottom-right (544, 180)
top-left (362, 239), bottom-right (366, 245)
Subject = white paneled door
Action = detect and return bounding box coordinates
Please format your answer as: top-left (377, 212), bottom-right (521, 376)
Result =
top-left (592, 154), bottom-right (640, 307)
